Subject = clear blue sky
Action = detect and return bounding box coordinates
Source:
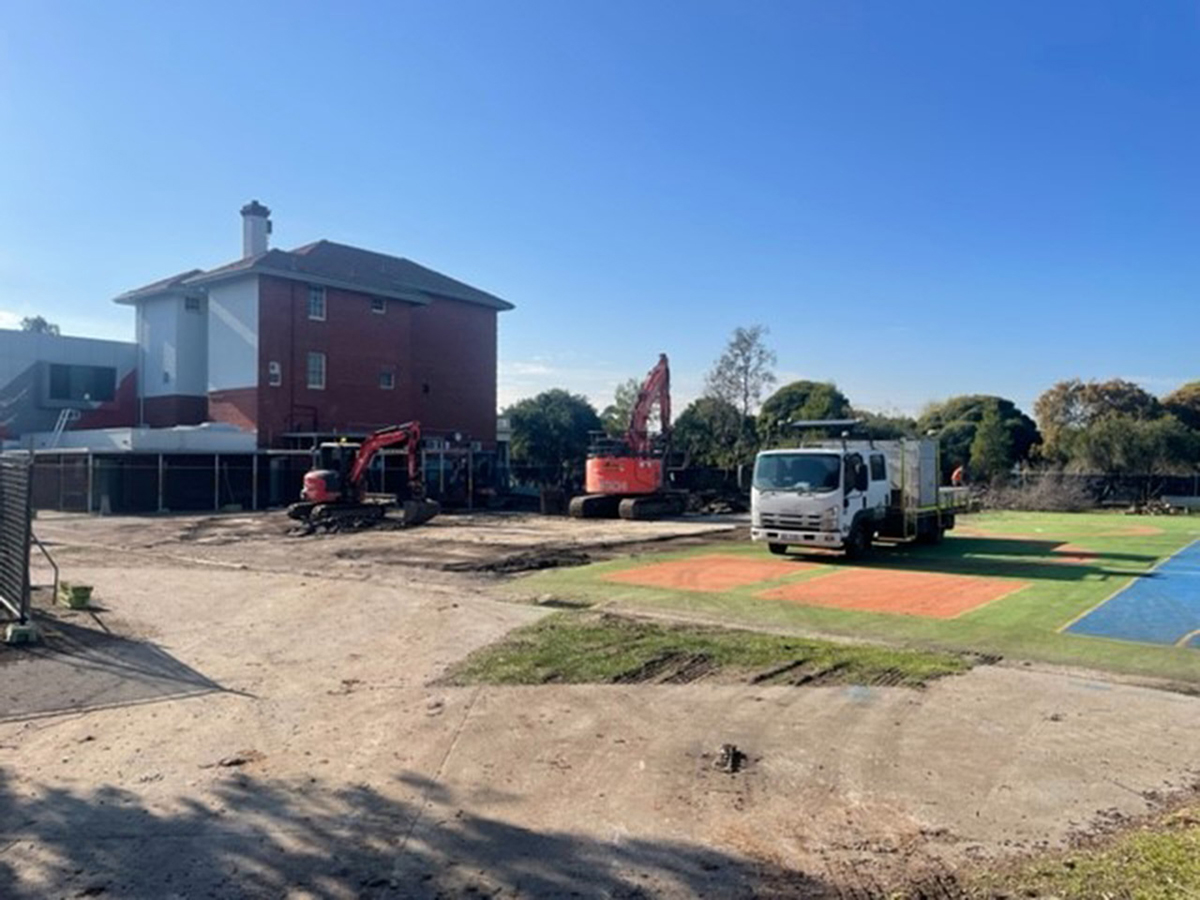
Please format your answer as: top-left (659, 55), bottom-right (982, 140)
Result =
top-left (1, 1), bottom-right (1197, 417)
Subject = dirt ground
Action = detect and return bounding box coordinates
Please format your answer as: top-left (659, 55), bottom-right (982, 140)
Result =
top-left (2, 510), bottom-right (1198, 898)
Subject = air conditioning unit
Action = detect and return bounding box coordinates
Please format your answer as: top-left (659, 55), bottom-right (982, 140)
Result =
top-left (470, 441), bottom-right (482, 453)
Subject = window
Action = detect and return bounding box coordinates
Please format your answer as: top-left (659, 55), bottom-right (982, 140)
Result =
top-left (371, 297), bottom-right (386, 314)
top-left (870, 454), bottom-right (887, 482)
top-left (48, 364), bottom-right (116, 403)
top-left (752, 453), bottom-right (840, 493)
top-left (379, 369), bottom-right (395, 390)
top-left (268, 361), bottom-right (282, 387)
top-left (184, 296), bottom-right (201, 312)
top-left (306, 352), bottom-right (326, 390)
top-left (308, 285), bottom-right (326, 321)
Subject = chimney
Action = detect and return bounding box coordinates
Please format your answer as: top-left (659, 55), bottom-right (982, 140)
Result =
top-left (240, 200), bottom-right (272, 258)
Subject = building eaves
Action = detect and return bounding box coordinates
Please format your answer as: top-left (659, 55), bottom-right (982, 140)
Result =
top-left (112, 269), bottom-right (205, 305)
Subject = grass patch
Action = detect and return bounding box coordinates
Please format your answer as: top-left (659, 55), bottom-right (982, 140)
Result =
top-left (441, 611), bottom-right (970, 687)
top-left (970, 804), bottom-right (1200, 900)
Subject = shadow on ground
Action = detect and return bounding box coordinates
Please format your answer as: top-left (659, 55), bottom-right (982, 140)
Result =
top-left (851, 536), bottom-right (1160, 583)
top-left (0, 609), bottom-right (228, 722)
top-left (0, 771), bottom-right (841, 899)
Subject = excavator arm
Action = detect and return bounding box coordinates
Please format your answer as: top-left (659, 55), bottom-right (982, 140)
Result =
top-left (348, 421), bottom-right (422, 490)
top-left (625, 354), bottom-right (670, 456)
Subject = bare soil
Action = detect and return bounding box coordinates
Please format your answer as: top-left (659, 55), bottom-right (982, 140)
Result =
top-left (1, 510), bottom-right (1197, 899)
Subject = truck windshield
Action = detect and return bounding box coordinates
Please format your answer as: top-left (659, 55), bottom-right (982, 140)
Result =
top-left (753, 453), bottom-right (841, 493)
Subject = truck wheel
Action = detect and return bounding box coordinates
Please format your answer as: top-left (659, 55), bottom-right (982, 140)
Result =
top-left (843, 524), bottom-right (868, 561)
top-left (767, 543), bottom-right (788, 556)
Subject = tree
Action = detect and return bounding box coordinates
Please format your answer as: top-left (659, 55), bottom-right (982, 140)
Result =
top-left (504, 389), bottom-right (602, 485)
top-left (1071, 414), bottom-right (1199, 481)
top-left (672, 397), bottom-right (748, 470)
top-left (1034, 379), bottom-right (1161, 464)
top-left (852, 410), bottom-right (917, 440)
top-left (917, 395), bottom-right (1039, 476)
top-left (1163, 381), bottom-right (1200, 432)
top-left (704, 325), bottom-right (777, 419)
top-left (969, 401), bottom-right (1013, 482)
top-left (20, 315), bottom-right (60, 336)
top-left (757, 381), bottom-right (852, 446)
top-left (599, 378), bottom-right (642, 437)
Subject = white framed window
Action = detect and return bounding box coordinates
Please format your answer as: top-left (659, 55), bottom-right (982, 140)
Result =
top-left (306, 351), bottom-right (326, 390)
top-left (308, 285), bottom-right (326, 321)
top-left (268, 361), bottom-right (282, 387)
top-left (379, 369), bottom-right (395, 390)
top-left (371, 297), bottom-right (386, 314)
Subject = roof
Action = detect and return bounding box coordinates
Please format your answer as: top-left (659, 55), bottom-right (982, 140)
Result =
top-left (113, 269), bottom-right (205, 305)
top-left (114, 241), bottom-right (512, 310)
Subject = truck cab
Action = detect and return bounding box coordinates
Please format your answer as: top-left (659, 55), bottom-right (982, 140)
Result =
top-left (751, 446), bottom-right (891, 557)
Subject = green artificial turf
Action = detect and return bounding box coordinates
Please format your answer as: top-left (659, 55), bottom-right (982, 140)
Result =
top-left (508, 511), bottom-right (1200, 682)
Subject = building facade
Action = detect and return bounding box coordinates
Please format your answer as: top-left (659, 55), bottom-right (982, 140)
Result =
top-left (115, 201), bottom-right (512, 449)
top-left (0, 331), bottom-right (138, 443)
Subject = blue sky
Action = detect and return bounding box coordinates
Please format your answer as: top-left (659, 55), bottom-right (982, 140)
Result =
top-left (1, 1), bottom-right (1197, 417)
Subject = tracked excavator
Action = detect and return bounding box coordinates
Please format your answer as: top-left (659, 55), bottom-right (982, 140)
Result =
top-left (287, 421), bottom-right (440, 532)
top-left (569, 353), bottom-right (685, 520)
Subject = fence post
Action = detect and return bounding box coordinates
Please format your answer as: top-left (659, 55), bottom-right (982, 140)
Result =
top-left (158, 454), bottom-right (165, 513)
top-left (86, 453), bottom-right (94, 514)
top-left (213, 454), bottom-right (221, 512)
top-left (252, 454), bottom-right (259, 511)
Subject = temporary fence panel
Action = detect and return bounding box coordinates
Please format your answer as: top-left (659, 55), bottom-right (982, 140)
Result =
top-left (0, 455), bottom-right (33, 624)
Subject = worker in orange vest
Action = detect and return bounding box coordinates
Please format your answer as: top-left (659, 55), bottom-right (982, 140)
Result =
top-left (950, 464), bottom-right (966, 487)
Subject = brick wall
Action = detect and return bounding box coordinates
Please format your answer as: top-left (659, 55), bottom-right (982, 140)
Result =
top-left (255, 275), bottom-right (419, 446)
top-left (410, 298), bottom-right (498, 446)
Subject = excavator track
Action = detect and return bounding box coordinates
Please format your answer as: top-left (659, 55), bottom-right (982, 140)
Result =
top-left (568, 494), bottom-right (622, 519)
top-left (618, 493), bottom-right (686, 520)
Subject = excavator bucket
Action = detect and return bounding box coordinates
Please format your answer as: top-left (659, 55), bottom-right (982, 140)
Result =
top-left (398, 498), bottom-right (441, 528)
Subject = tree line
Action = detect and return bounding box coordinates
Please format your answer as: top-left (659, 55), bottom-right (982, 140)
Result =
top-left (504, 326), bottom-right (1200, 485)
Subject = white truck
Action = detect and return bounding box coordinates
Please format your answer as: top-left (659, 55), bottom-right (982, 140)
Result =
top-left (750, 438), bottom-right (970, 559)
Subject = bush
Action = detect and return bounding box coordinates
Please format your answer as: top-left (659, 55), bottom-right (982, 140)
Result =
top-left (980, 475), bottom-right (1095, 512)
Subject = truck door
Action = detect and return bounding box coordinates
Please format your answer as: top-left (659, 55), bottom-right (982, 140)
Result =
top-left (843, 453), bottom-right (869, 527)
top-left (868, 452), bottom-right (889, 512)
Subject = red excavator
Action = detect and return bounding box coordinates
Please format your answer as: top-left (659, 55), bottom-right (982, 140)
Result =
top-left (287, 421), bottom-right (440, 532)
top-left (569, 353), bottom-right (684, 520)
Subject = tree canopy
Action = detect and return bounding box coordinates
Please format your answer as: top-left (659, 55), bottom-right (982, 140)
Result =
top-left (504, 389), bottom-right (601, 484)
top-left (672, 397), bottom-right (749, 470)
top-left (969, 400), bottom-right (1013, 482)
top-left (1163, 381), bottom-right (1200, 433)
top-left (599, 378), bottom-right (642, 438)
top-left (917, 395), bottom-right (1039, 475)
top-left (1070, 414), bottom-right (1199, 479)
top-left (704, 325), bottom-right (777, 419)
top-left (20, 315), bottom-right (60, 336)
top-left (757, 380), bottom-right (852, 446)
top-left (1034, 379), bottom-right (1160, 464)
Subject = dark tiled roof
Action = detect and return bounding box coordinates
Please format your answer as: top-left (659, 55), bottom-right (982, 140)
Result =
top-left (115, 241), bottom-right (512, 310)
top-left (113, 269), bottom-right (205, 305)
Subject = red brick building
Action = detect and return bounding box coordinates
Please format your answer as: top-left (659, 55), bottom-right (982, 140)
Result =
top-left (115, 202), bottom-right (512, 449)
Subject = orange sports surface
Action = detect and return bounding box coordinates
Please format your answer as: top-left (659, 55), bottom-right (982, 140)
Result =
top-left (760, 569), bottom-right (1030, 619)
top-left (604, 554), bottom-right (819, 593)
